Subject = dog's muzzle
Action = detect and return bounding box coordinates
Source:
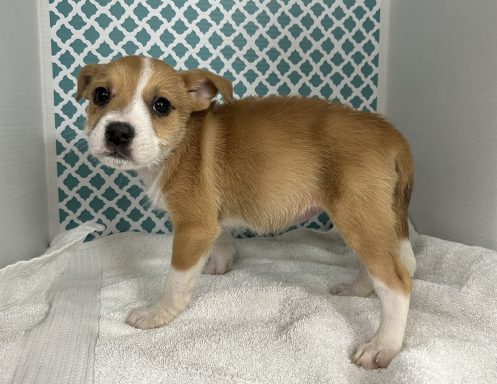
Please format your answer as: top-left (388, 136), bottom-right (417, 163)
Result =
top-left (105, 121), bottom-right (134, 159)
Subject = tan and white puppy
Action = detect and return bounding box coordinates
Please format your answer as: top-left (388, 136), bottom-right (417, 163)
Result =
top-left (77, 55), bottom-right (416, 369)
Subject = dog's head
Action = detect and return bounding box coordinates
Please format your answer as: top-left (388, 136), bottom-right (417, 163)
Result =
top-left (76, 55), bottom-right (232, 170)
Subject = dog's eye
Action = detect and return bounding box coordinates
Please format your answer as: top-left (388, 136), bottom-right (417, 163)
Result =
top-left (153, 97), bottom-right (171, 116)
top-left (94, 87), bottom-right (111, 106)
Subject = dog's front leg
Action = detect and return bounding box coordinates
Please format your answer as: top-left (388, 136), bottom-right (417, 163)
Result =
top-left (127, 224), bottom-right (220, 329)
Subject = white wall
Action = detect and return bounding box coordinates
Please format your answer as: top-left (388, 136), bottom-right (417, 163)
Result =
top-left (0, 0), bottom-right (51, 267)
top-left (386, 0), bottom-right (497, 250)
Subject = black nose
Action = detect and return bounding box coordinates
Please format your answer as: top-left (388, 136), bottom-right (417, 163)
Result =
top-left (105, 122), bottom-right (134, 147)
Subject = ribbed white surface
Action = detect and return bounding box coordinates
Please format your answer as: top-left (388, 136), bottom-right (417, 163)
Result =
top-left (11, 247), bottom-right (102, 384)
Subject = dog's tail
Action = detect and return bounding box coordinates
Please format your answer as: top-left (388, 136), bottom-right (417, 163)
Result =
top-left (393, 143), bottom-right (416, 277)
top-left (393, 144), bottom-right (414, 239)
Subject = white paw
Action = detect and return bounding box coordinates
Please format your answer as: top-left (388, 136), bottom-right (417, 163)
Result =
top-left (352, 340), bottom-right (400, 369)
top-left (202, 250), bottom-right (234, 275)
top-left (330, 283), bottom-right (357, 296)
top-left (330, 283), bottom-right (372, 297)
top-left (126, 304), bottom-right (178, 330)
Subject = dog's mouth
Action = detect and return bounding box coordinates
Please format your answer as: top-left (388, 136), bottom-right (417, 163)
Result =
top-left (96, 149), bottom-right (138, 170)
top-left (105, 147), bottom-right (131, 160)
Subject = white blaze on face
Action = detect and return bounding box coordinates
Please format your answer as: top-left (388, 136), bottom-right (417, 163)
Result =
top-left (88, 57), bottom-right (162, 170)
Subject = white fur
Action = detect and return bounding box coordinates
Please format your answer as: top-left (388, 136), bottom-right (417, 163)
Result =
top-left (88, 57), bottom-right (164, 170)
top-left (127, 258), bottom-right (207, 329)
top-left (137, 163), bottom-right (168, 211)
top-left (203, 230), bottom-right (236, 275)
top-left (400, 238), bottom-right (416, 277)
top-left (353, 277), bottom-right (410, 369)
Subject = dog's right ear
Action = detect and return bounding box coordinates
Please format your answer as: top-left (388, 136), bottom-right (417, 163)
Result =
top-left (76, 64), bottom-right (100, 101)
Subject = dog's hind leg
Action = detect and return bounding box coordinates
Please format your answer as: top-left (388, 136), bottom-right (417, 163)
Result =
top-left (330, 265), bottom-right (373, 297)
top-left (330, 238), bottom-right (415, 297)
top-left (326, 186), bottom-right (412, 369)
top-left (203, 229), bottom-right (236, 275)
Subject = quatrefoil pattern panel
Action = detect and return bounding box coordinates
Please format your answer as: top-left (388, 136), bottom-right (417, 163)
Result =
top-left (49, 0), bottom-right (381, 237)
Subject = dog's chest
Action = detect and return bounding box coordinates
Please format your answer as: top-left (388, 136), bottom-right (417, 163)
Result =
top-left (137, 165), bottom-right (167, 211)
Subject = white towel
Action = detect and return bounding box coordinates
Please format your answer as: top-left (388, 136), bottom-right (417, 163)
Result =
top-left (1, 224), bottom-right (496, 383)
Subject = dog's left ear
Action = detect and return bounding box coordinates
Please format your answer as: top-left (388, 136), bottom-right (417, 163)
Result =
top-left (181, 69), bottom-right (233, 111)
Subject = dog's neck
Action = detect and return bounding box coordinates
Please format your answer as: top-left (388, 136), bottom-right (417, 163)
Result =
top-left (137, 162), bottom-right (168, 211)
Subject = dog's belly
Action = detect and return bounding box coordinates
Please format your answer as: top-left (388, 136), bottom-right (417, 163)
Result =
top-left (292, 206), bottom-right (322, 225)
top-left (221, 204), bottom-right (323, 234)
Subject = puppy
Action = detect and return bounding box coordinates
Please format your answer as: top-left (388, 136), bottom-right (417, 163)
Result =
top-left (77, 55), bottom-right (415, 369)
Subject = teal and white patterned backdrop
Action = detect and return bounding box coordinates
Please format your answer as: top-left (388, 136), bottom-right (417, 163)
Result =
top-left (49, 0), bottom-right (381, 237)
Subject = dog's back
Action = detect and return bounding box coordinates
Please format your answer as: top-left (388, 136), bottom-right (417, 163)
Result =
top-left (205, 96), bottom-right (413, 237)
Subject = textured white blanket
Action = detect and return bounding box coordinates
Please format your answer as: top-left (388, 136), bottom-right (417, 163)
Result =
top-left (1, 224), bottom-right (497, 383)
